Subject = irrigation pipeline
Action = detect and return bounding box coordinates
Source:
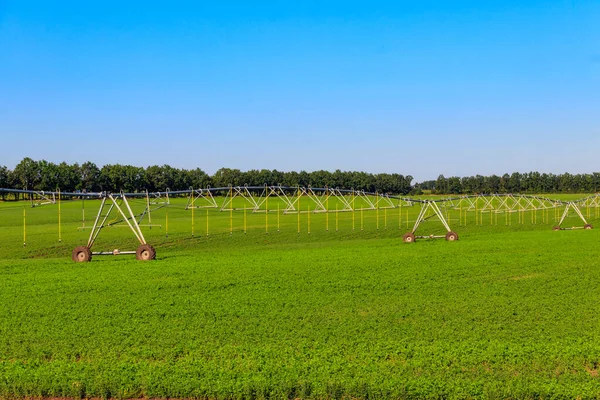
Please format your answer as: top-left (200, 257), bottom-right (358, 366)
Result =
top-left (1, 187), bottom-right (597, 210)
top-left (3, 187), bottom-right (598, 260)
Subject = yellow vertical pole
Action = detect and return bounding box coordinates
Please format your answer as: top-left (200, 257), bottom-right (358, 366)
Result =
top-left (352, 190), bottom-right (355, 231)
top-left (297, 188), bottom-right (301, 234)
top-left (475, 199), bottom-right (478, 225)
top-left (335, 204), bottom-right (339, 232)
top-left (326, 196), bottom-right (329, 231)
top-left (531, 209), bottom-right (534, 224)
top-left (244, 206), bottom-right (247, 234)
top-left (206, 208), bottom-right (209, 237)
top-left (23, 208), bottom-right (26, 247)
top-left (165, 208), bottom-right (169, 238)
top-left (58, 188), bottom-right (62, 242)
top-left (277, 203), bottom-right (280, 233)
top-left (192, 198), bottom-right (195, 237)
top-left (229, 186), bottom-right (233, 235)
top-left (146, 191), bottom-right (151, 227)
top-left (308, 205), bottom-right (310, 234)
top-left (406, 209), bottom-right (409, 229)
top-left (376, 193), bottom-right (379, 231)
top-left (587, 204), bottom-right (590, 219)
top-left (490, 210), bottom-right (492, 225)
top-left (265, 192), bottom-right (268, 234)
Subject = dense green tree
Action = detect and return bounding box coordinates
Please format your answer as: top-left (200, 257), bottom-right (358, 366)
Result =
top-left (0, 166), bottom-right (8, 200)
top-left (80, 162), bottom-right (100, 192)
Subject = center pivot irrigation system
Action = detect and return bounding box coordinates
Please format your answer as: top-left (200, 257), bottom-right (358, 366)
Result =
top-left (1, 187), bottom-right (598, 262)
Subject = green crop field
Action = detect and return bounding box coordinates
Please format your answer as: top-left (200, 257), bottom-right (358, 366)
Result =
top-left (1, 196), bottom-right (600, 399)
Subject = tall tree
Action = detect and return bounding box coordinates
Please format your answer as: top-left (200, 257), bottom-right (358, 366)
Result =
top-left (13, 157), bottom-right (40, 190)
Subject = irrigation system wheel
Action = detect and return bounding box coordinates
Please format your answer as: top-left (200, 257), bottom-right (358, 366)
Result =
top-left (402, 232), bottom-right (416, 243)
top-left (584, 224), bottom-right (593, 230)
top-left (72, 246), bottom-right (92, 262)
top-left (136, 244), bottom-right (156, 261)
top-left (445, 231), bottom-right (459, 241)
top-left (552, 226), bottom-right (561, 231)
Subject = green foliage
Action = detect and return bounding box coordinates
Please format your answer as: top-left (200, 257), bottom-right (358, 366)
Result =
top-left (1, 198), bottom-right (600, 398)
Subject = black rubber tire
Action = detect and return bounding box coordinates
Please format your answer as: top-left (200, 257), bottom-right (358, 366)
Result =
top-left (72, 246), bottom-right (92, 262)
top-left (445, 231), bottom-right (459, 241)
top-left (584, 224), bottom-right (593, 230)
top-left (136, 244), bottom-right (156, 261)
top-left (402, 232), bottom-right (416, 243)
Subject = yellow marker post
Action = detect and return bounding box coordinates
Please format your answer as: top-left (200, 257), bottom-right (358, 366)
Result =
top-left (23, 208), bottom-right (26, 247)
top-left (265, 194), bottom-right (269, 234)
top-left (192, 199), bottom-right (195, 237)
top-left (244, 207), bottom-right (247, 234)
top-left (58, 188), bottom-right (62, 242)
top-left (308, 205), bottom-right (310, 234)
top-left (146, 191), bottom-right (152, 228)
top-left (230, 186), bottom-right (233, 235)
top-left (165, 208), bottom-right (169, 238)
top-left (336, 204), bottom-right (339, 232)
top-left (297, 188), bottom-right (301, 234)
top-left (376, 193), bottom-right (379, 230)
top-left (206, 208), bottom-right (209, 237)
top-left (352, 190), bottom-right (355, 231)
top-left (277, 203), bottom-right (280, 233)
top-left (587, 204), bottom-right (590, 219)
top-left (326, 196), bottom-right (329, 231)
top-left (406, 209), bottom-right (409, 230)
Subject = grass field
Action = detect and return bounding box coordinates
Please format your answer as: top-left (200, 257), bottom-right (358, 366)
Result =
top-left (1, 196), bottom-right (600, 399)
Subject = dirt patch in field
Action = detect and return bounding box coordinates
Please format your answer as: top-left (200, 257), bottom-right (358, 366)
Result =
top-left (508, 273), bottom-right (543, 281)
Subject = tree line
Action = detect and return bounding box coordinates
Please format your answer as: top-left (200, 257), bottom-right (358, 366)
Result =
top-left (2, 158), bottom-right (598, 198)
top-left (418, 172), bottom-right (600, 195)
top-left (0, 157), bottom-right (413, 196)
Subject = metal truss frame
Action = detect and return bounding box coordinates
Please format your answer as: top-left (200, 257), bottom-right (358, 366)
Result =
top-left (554, 202), bottom-right (593, 230)
top-left (71, 192), bottom-right (157, 262)
top-left (186, 188), bottom-right (218, 210)
top-left (449, 194), bottom-right (561, 213)
top-left (30, 191), bottom-right (57, 207)
top-left (403, 201), bottom-right (458, 243)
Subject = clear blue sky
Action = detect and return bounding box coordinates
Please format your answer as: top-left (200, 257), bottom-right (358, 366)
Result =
top-left (1, 1), bottom-right (598, 182)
